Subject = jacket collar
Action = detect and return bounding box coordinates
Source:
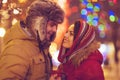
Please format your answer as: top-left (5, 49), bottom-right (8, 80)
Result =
top-left (3, 21), bottom-right (37, 45)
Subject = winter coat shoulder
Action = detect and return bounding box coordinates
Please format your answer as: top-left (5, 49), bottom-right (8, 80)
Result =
top-left (0, 22), bottom-right (52, 80)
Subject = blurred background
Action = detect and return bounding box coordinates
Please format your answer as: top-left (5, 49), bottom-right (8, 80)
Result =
top-left (0, 0), bottom-right (120, 80)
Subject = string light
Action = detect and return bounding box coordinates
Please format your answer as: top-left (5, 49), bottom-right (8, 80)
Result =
top-left (81, 9), bottom-right (87, 15)
top-left (91, 0), bottom-right (98, 2)
top-left (18, 0), bottom-right (27, 3)
top-left (113, 0), bottom-right (117, 4)
top-left (2, 0), bottom-right (8, 3)
top-left (0, 27), bottom-right (6, 37)
top-left (108, 10), bottom-right (115, 22)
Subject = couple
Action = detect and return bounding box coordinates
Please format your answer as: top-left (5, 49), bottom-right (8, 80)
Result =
top-left (0, 0), bottom-right (104, 80)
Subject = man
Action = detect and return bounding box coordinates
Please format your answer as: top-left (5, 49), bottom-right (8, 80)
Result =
top-left (0, 0), bottom-right (64, 80)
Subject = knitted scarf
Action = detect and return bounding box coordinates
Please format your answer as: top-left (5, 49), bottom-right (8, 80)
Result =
top-left (58, 20), bottom-right (98, 65)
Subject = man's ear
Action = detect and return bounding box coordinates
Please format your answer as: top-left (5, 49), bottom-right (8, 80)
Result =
top-left (34, 16), bottom-right (48, 41)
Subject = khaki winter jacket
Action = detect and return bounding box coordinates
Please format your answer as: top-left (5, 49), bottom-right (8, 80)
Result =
top-left (0, 22), bottom-right (52, 80)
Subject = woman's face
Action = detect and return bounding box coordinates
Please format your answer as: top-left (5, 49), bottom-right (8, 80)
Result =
top-left (62, 24), bottom-right (74, 48)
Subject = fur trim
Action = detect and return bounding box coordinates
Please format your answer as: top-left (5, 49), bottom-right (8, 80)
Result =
top-left (70, 40), bottom-right (100, 67)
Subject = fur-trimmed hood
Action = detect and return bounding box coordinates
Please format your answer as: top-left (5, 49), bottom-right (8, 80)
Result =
top-left (3, 21), bottom-right (37, 46)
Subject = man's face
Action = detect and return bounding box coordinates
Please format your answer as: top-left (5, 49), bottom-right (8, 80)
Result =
top-left (31, 17), bottom-right (57, 42)
top-left (46, 21), bottom-right (57, 42)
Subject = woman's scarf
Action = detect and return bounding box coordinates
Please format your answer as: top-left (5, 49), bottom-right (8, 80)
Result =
top-left (58, 20), bottom-right (96, 64)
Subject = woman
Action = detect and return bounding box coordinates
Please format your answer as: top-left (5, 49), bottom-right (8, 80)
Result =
top-left (57, 20), bottom-right (105, 80)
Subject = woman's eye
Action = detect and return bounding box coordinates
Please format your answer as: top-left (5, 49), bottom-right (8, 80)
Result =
top-left (70, 33), bottom-right (74, 36)
top-left (70, 31), bottom-right (74, 36)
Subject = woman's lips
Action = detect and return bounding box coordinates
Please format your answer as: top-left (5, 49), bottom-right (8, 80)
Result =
top-left (63, 38), bottom-right (68, 43)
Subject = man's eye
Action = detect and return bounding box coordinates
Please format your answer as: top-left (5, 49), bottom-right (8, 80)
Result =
top-left (51, 23), bottom-right (57, 27)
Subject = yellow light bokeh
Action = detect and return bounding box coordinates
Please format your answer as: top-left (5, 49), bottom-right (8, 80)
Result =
top-left (91, 0), bottom-right (98, 2)
top-left (18, 0), bottom-right (27, 3)
top-left (0, 27), bottom-right (6, 37)
top-left (2, 0), bottom-right (8, 3)
top-left (49, 42), bottom-right (57, 55)
top-left (12, 18), bottom-right (18, 25)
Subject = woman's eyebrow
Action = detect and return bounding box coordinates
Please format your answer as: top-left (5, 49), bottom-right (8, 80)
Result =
top-left (70, 30), bottom-right (74, 32)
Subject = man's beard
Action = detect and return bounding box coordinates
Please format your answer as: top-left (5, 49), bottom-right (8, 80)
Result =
top-left (49, 32), bottom-right (56, 42)
top-left (37, 31), bottom-right (56, 50)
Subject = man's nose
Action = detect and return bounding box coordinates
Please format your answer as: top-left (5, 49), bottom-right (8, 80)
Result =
top-left (52, 26), bottom-right (57, 32)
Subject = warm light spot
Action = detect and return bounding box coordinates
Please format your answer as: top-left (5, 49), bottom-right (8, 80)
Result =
top-left (12, 18), bottom-right (18, 25)
top-left (49, 42), bottom-right (57, 55)
top-left (71, 6), bottom-right (78, 13)
top-left (2, 0), bottom-right (8, 3)
top-left (13, 9), bottom-right (20, 15)
top-left (91, 0), bottom-right (98, 2)
top-left (18, 0), bottom-right (27, 3)
top-left (0, 27), bottom-right (6, 37)
top-left (57, 0), bottom-right (67, 9)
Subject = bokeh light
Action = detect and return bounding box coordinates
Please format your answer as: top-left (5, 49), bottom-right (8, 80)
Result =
top-left (0, 27), bottom-right (6, 37)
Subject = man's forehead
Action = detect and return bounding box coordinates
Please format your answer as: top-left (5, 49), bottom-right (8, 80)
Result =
top-left (48, 21), bottom-right (58, 25)
top-left (49, 20), bottom-right (57, 23)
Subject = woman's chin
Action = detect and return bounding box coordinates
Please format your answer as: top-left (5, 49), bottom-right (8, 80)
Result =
top-left (63, 43), bottom-right (71, 48)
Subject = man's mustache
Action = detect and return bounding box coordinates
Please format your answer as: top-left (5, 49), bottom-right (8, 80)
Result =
top-left (50, 32), bottom-right (56, 42)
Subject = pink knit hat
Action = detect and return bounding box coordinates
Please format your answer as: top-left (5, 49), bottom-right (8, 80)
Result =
top-left (58, 20), bottom-right (95, 63)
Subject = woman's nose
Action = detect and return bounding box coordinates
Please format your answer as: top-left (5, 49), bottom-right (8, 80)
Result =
top-left (64, 32), bottom-right (69, 38)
